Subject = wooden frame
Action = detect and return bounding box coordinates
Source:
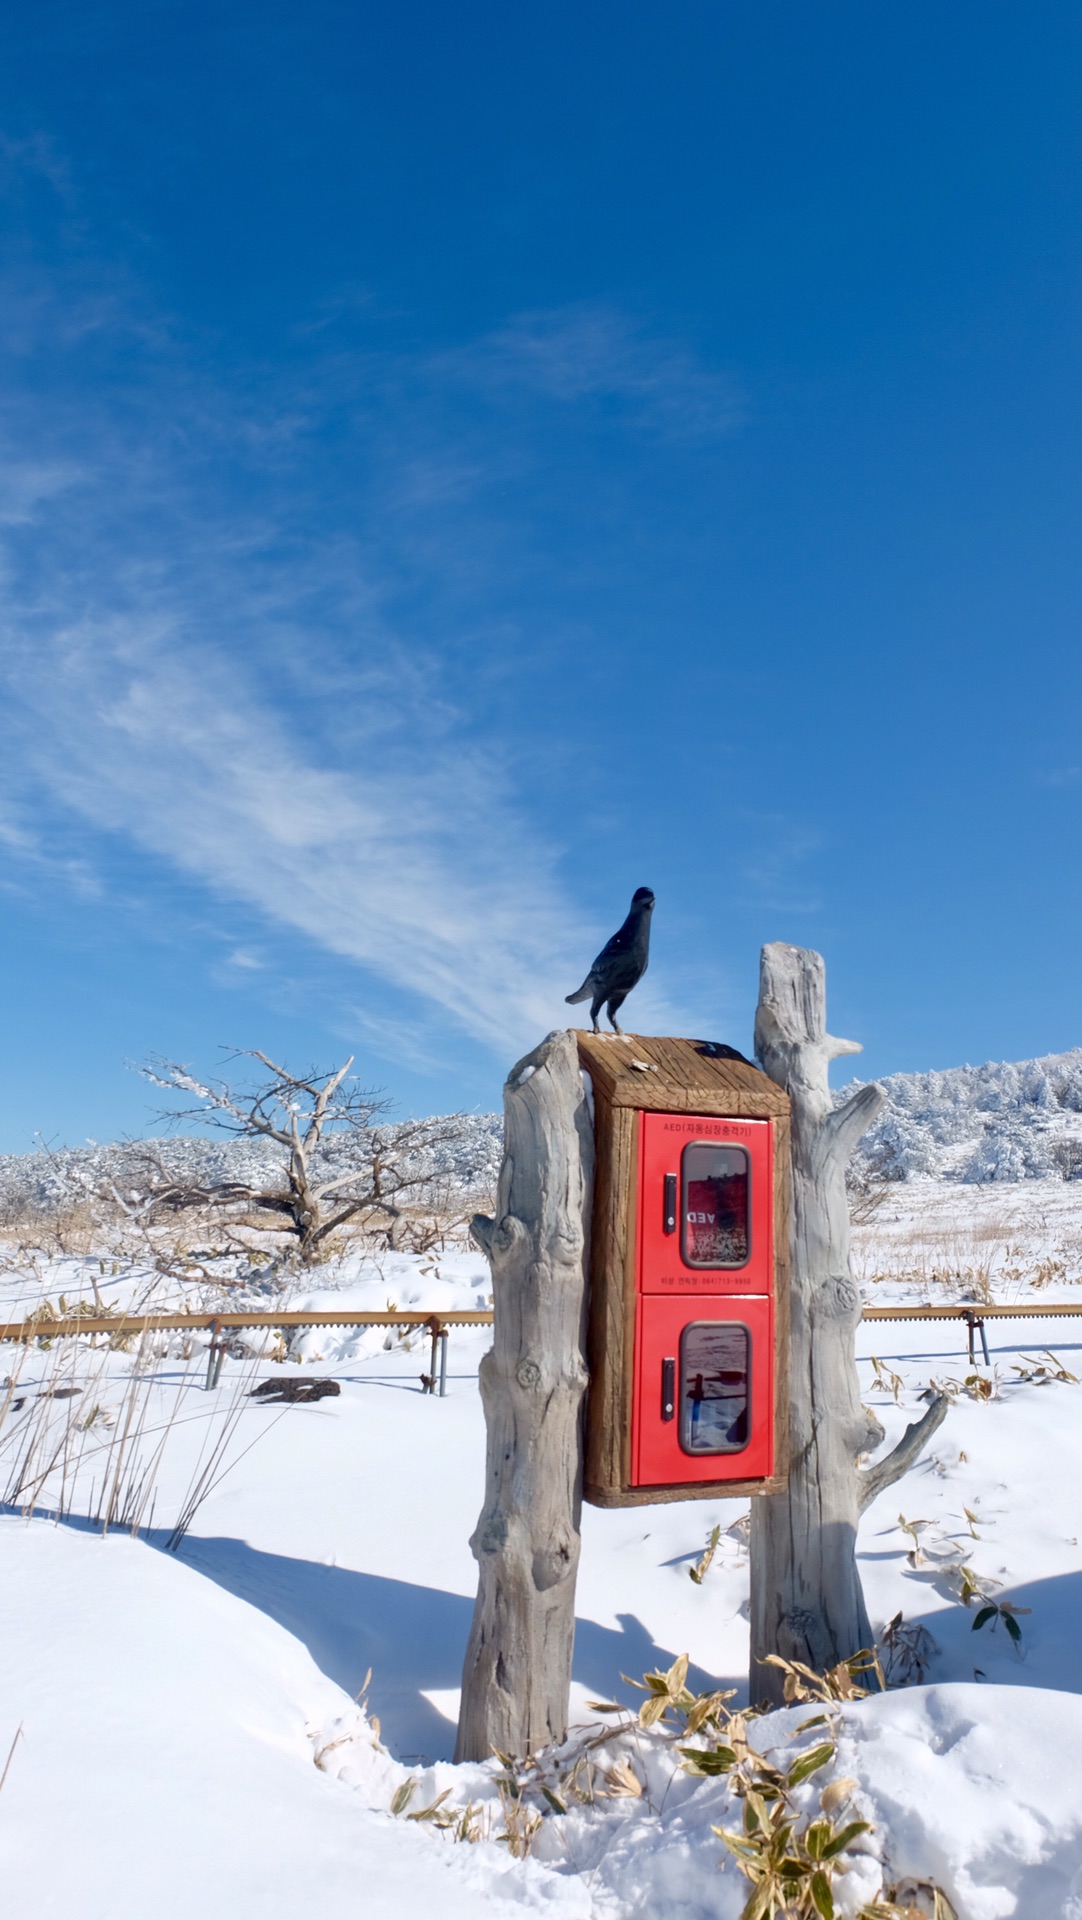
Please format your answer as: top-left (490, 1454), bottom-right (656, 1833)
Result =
top-left (577, 1033), bottom-right (791, 1508)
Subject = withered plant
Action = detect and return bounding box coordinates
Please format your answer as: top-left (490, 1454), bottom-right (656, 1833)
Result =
top-left (140, 1049), bottom-right (467, 1264)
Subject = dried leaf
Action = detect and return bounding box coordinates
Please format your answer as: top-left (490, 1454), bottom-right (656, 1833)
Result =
top-left (685, 1688), bottom-right (733, 1733)
top-left (408, 1788), bottom-right (453, 1822)
top-left (819, 1776), bottom-right (859, 1814)
top-left (639, 1694), bottom-right (670, 1728)
top-left (603, 1759), bottom-right (644, 1798)
top-left (666, 1651), bottom-right (690, 1695)
top-left (390, 1778), bottom-right (416, 1816)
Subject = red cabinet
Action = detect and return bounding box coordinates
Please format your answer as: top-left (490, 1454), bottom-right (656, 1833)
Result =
top-left (631, 1113), bottom-right (776, 1488)
top-left (578, 1034), bottom-right (789, 1509)
top-left (638, 1113), bottom-right (774, 1295)
top-left (633, 1294), bottom-right (774, 1486)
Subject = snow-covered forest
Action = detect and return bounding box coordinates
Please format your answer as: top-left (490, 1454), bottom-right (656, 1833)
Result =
top-left (5, 1043), bottom-right (1082, 1220)
top-left (846, 1047), bottom-right (1082, 1184)
top-left (0, 1113), bottom-right (505, 1216)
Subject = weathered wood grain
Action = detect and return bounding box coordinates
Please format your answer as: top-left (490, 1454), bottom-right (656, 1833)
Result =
top-left (586, 1468), bottom-right (788, 1508)
top-left (749, 944), bottom-right (947, 1708)
top-left (584, 1100), bottom-right (638, 1495)
top-left (575, 1032), bottom-right (789, 1116)
top-left (770, 1111), bottom-right (792, 1489)
top-left (455, 1029), bottom-right (594, 1762)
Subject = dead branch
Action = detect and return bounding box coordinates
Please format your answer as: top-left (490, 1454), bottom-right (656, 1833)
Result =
top-left (857, 1395), bottom-right (950, 1513)
top-left (136, 1050), bottom-right (470, 1263)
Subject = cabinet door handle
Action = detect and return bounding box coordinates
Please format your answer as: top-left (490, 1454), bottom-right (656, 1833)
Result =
top-left (661, 1357), bottom-right (676, 1421)
top-left (663, 1174), bottom-right (677, 1235)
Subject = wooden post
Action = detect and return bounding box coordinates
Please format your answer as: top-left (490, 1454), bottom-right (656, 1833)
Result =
top-left (750, 943), bottom-right (948, 1707)
top-left (455, 1028), bottom-right (594, 1763)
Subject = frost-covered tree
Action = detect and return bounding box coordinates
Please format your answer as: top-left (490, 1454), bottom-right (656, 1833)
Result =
top-left (141, 1050), bottom-right (465, 1261)
top-left (843, 1045), bottom-right (1082, 1184)
top-left (962, 1120), bottom-right (1056, 1184)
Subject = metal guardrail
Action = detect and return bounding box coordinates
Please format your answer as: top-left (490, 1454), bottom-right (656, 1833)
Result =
top-left (862, 1301), bottom-right (1082, 1364)
top-left (3, 1301), bottom-right (1080, 1383)
top-left (0, 1308), bottom-right (494, 1395)
top-left (0, 1310), bottom-right (495, 1337)
top-left (862, 1304), bottom-right (1082, 1317)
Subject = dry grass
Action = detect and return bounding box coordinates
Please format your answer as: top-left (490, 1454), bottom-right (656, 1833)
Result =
top-left (0, 1187), bottom-right (484, 1547)
top-left (0, 1315), bottom-right (279, 1549)
top-left (850, 1181), bottom-right (1082, 1303)
top-left (0, 1191), bottom-right (488, 1292)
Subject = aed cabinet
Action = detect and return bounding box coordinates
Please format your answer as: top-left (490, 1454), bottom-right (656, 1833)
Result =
top-left (577, 1034), bottom-right (791, 1508)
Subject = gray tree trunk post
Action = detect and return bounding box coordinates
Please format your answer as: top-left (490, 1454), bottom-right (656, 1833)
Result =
top-left (750, 943), bottom-right (948, 1707)
top-left (455, 1028), bottom-right (594, 1763)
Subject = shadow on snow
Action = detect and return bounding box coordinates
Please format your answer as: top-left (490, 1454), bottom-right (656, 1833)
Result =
top-left (169, 1532), bottom-right (727, 1763)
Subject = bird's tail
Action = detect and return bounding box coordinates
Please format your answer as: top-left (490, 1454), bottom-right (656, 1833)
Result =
top-left (565, 978), bottom-right (593, 1004)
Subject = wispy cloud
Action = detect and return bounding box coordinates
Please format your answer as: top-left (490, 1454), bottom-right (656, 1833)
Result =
top-left (0, 132), bottom-right (75, 205)
top-left (1037, 766), bottom-right (1082, 789)
top-left (0, 452), bottom-right (82, 526)
top-left (736, 817), bottom-right (824, 917)
top-left (431, 303), bottom-right (745, 441)
top-left (4, 606), bottom-right (616, 1055)
top-left (0, 789), bottom-right (102, 901)
top-left (0, 242), bottom-right (710, 1060)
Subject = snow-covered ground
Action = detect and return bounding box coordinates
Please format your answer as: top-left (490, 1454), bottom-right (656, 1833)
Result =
top-left (1, 1188), bottom-right (1082, 1918)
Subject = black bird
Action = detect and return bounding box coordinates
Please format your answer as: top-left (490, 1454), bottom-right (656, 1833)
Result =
top-left (566, 887), bottom-right (655, 1035)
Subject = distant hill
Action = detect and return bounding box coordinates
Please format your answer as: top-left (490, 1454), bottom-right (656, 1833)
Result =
top-left (4, 1045), bottom-right (1082, 1208)
top-left (843, 1047), bottom-right (1082, 1183)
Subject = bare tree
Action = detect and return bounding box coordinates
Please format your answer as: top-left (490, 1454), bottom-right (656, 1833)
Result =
top-left (750, 944), bottom-right (948, 1706)
top-left (455, 1028), bottom-right (594, 1762)
top-left (140, 1050), bottom-right (466, 1262)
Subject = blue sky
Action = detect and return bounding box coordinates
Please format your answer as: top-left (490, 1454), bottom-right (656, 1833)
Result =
top-left (1, 2), bottom-right (1081, 1148)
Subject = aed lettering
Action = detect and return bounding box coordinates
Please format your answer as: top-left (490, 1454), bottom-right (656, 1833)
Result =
top-left (687, 1210), bottom-right (716, 1224)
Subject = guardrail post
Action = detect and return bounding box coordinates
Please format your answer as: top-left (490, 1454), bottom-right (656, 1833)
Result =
top-left (205, 1322), bottom-right (224, 1390)
top-left (964, 1310), bottom-right (990, 1367)
top-left (422, 1319), bottom-right (440, 1394)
